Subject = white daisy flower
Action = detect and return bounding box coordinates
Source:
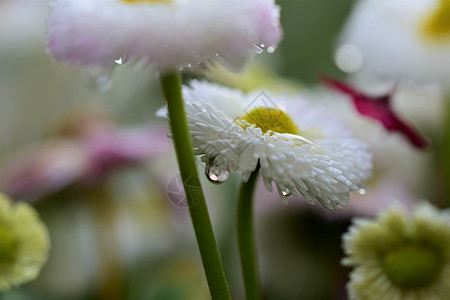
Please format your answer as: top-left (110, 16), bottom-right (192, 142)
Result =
top-left (160, 81), bottom-right (372, 210)
top-left (47, 0), bottom-right (282, 74)
top-left (342, 202), bottom-right (450, 300)
top-left (337, 0), bottom-right (450, 84)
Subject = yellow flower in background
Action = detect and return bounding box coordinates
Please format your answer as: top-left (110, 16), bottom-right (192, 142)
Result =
top-left (0, 193), bottom-right (50, 291)
top-left (342, 202), bottom-right (450, 300)
top-left (423, 0), bottom-right (450, 41)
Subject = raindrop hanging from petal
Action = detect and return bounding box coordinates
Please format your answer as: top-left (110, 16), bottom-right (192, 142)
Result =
top-left (254, 45), bottom-right (264, 54)
top-left (114, 55), bottom-right (128, 65)
top-left (281, 188), bottom-right (291, 197)
top-left (205, 159), bottom-right (230, 184)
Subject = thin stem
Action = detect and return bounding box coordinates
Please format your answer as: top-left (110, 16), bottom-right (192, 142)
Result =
top-left (88, 184), bottom-right (123, 300)
top-left (237, 166), bottom-right (261, 300)
top-left (160, 71), bottom-right (231, 300)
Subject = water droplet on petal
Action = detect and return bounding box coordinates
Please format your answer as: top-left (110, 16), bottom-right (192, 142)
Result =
top-left (358, 188), bottom-right (367, 195)
top-left (81, 65), bottom-right (114, 92)
top-left (281, 188), bottom-right (291, 197)
top-left (254, 45), bottom-right (264, 54)
top-left (267, 46), bottom-right (275, 53)
top-left (114, 55), bottom-right (128, 65)
top-left (205, 159), bottom-right (230, 184)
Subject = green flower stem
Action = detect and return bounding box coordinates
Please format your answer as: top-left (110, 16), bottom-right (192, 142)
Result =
top-left (89, 185), bottom-right (123, 300)
top-left (237, 166), bottom-right (262, 300)
top-left (160, 71), bottom-right (231, 300)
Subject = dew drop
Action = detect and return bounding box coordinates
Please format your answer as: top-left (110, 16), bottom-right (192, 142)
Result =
top-left (205, 160), bottom-right (230, 184)
top-left (254, 45), bottom-right (264, 54)
top-left (81, 66), bottom-right (114, 92)
top-left (358, 188), bottom-right (367, 195)
top-left (281, 188), bottom-right (291, 197)
top-left (114, 55), bottom-right (128, 65)
top-left (267, 46), bottom-right (275, 53)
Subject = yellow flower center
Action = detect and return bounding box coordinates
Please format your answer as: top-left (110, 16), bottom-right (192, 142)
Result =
top-left (121, 0), bottom-right (171, 3)
top-left (422, 0), bottom-right (450, 41)
top-left (382, 245), bottom-right (442, 289)
top-left (0, 225), bottom-right (17, 267)
top-left (236, 107), bottom-right (299, 135)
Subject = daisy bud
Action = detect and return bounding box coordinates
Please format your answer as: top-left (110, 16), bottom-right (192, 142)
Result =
top-left (342, 202), bottom-right (450, 299)
top-left (0, 193), bottom-right (50, 291)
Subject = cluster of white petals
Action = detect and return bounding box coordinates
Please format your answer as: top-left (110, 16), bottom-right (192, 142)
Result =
top-left (47, 0), bottom-right (282, 73)
top-left (343, 202), bottom-right (450, 300)
top-left (339, 0), bottom-right (450, 83)
top-left (161, 81), bottom-right (372, 210)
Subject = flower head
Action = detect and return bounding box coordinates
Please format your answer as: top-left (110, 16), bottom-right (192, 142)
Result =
top-left (47, 0), bottom-right (282, 74)
top-left (342, 202), bottom-right (450, 300)
top-left (160, 81), bottom-right (372, 210)
top-left (322, 76), bottom-right (430, 149)
top-left (0, 193), bottom-right (50, 291)
top-left (338, 0), bottom-right (450, 83)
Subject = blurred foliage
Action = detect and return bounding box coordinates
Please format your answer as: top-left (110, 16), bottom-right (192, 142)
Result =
top-left (260, 209), bottom-right (351, 300)
top-left (275, 0), bottom-right (356, 84)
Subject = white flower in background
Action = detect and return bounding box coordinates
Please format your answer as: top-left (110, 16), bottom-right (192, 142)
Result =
top-left (308, 86), bottom-right (435, 219)
top-left (322, 76), bottom-right (430, 149)
top-left (47, 0), bottom-right (282, 75)
top-left (337, 0), bottom-right (450, 84)
top-left (342, 202), bottom-right (450, 300)
top-left (160, 81), bottom-right (372, 210)
top-left (0, 193), bottom-right (50, 291)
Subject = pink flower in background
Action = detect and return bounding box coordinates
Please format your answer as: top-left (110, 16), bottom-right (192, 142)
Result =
top-left (0, 122), bottom-right (170, 202)
top-left (322, 76), bottom-right (430, 149)
top-left (80, 124), bottom-right (170, 182)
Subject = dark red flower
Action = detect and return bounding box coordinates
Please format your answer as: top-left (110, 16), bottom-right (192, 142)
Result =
top-left (322, 76), bottom-right (429, 149)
